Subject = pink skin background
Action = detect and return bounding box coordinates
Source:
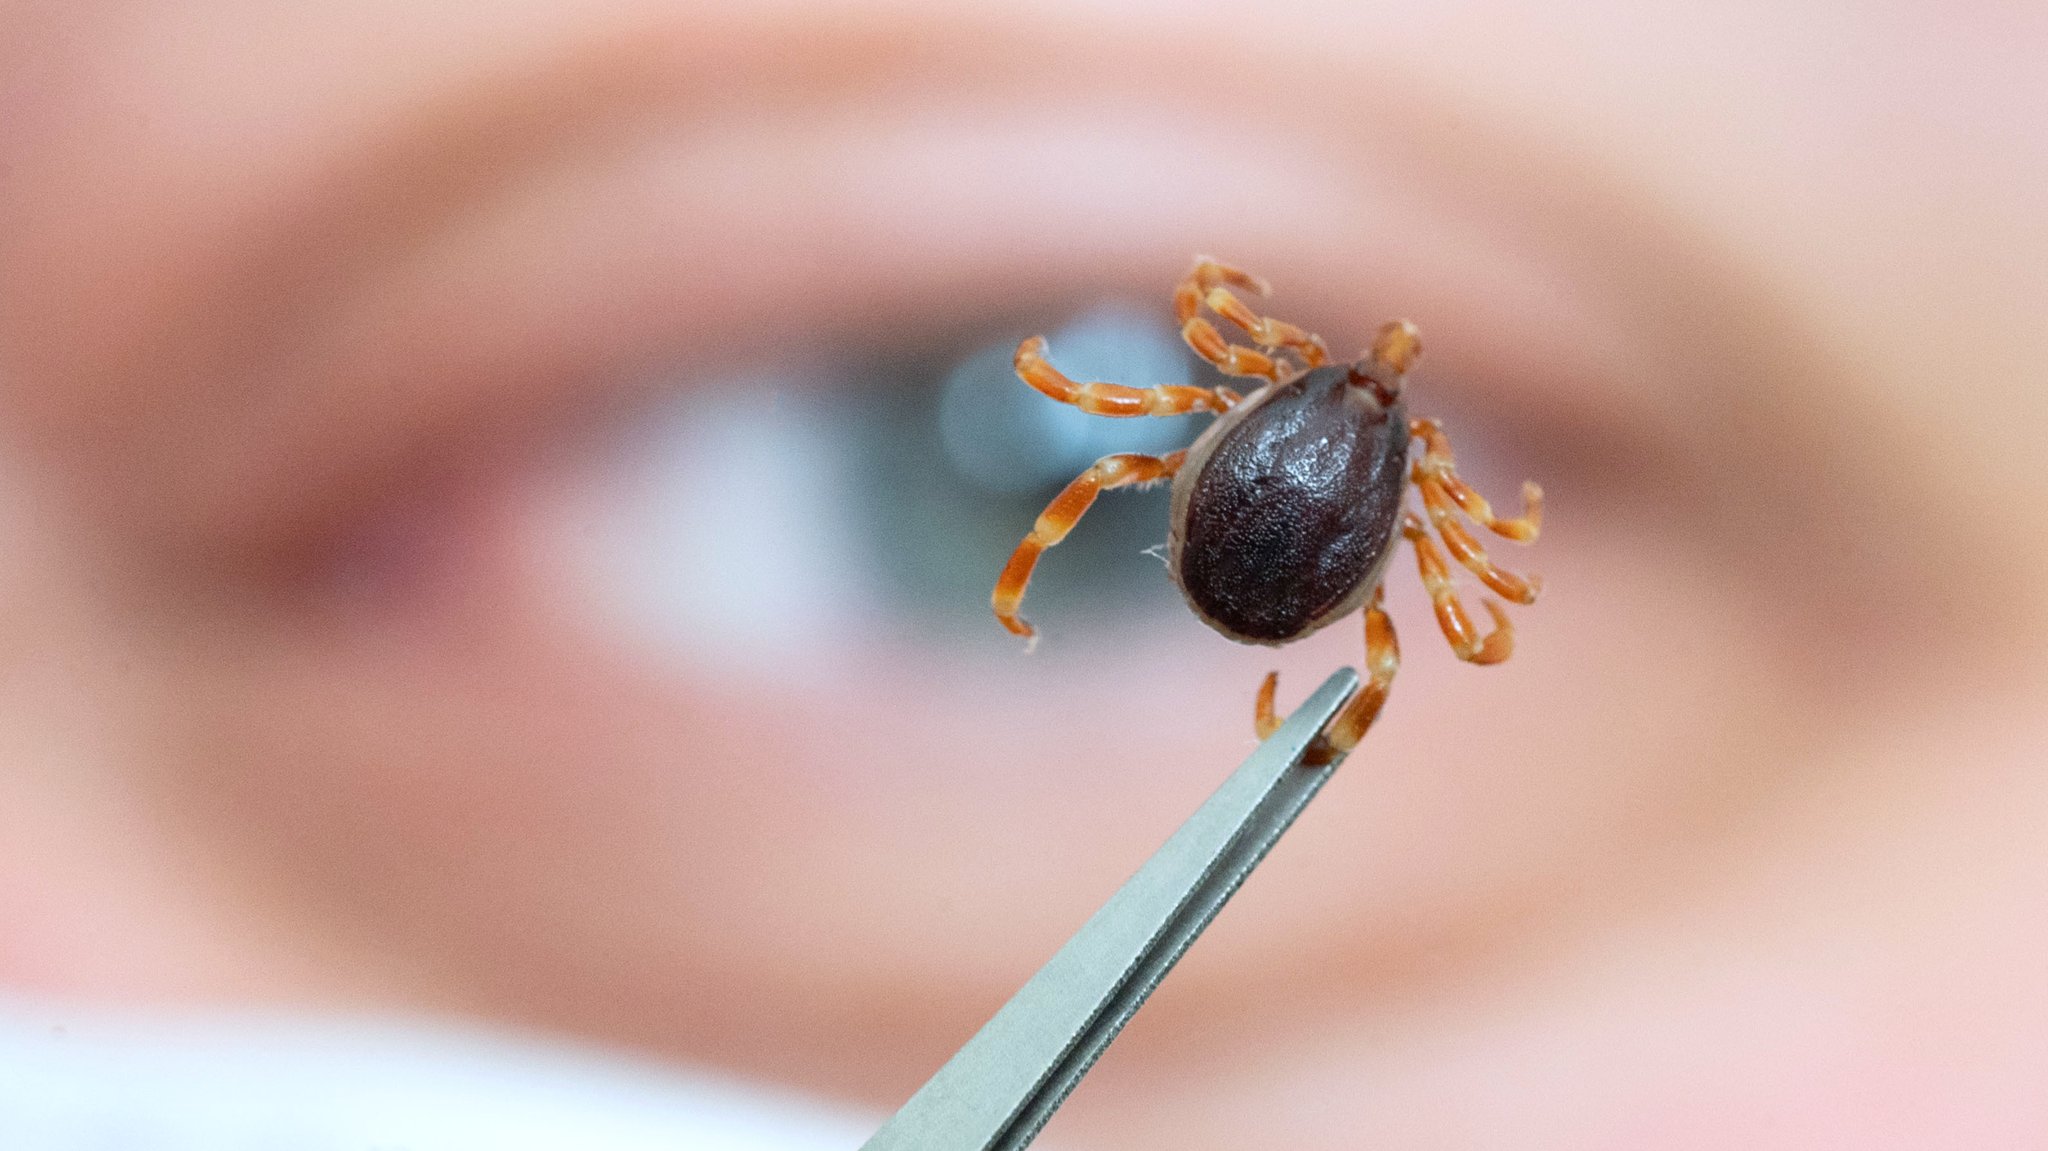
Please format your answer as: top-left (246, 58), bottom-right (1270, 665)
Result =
top-left (3, 0), bottom-right (2047, 1146)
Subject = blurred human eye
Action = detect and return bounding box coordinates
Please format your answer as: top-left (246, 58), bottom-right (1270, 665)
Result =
top-left (546, 302), bottom-right (1216, 674)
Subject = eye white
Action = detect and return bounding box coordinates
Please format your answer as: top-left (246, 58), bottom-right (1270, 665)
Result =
top-left (559, 369), bottom-right (875, 676)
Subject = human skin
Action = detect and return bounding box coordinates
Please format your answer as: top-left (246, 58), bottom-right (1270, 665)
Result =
top-left (2, 0), bottom-right (2047, 1147)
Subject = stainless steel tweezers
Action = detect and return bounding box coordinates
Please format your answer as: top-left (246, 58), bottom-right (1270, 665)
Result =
top-left (861, 666), bottom-right (1361, 1151)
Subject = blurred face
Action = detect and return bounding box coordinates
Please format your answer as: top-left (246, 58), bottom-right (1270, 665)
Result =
top-left (2, 1), bottom-right (2046, 1146)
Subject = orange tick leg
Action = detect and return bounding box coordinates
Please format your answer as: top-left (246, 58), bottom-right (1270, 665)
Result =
top-left (1310, 588), bottom-right (1401, 762)
top-left (1252, 587), bottom-right (1401, 762)
top-left (1409, 417), bottom-right (1544, 541)
top-left (1404, 512), bottom-right (1514, 665)
top-left (1254, 671), bottom-right (1282, 740)
top-left (1014, 336), bottom-right (1241, 417)
top-left (1171, 257), bottom-right (1311, 382)
top-left (1415, 470), bottom-right (1542, 604)
top-left (1174, 257), bottom-right (1328, 369)
top-left (993, 450), bottom-right (1188, 645)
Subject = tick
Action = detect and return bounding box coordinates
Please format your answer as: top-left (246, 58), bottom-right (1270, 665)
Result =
top-left (992, 258), bottom-right (1544, 762)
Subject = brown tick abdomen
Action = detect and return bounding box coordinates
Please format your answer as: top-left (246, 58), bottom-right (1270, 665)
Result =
top-left (1171, 365), bottom-right (1410, 645)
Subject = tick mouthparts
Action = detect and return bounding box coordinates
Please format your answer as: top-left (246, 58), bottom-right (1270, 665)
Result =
top-left (1345, 361), bottom-right (1403, 407)
top-left (1348, 319), bottom-right (1420, 406)
top-left (1371, 320), bottom-right (1423, 375)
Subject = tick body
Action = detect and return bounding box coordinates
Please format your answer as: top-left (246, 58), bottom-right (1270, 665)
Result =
top-left (993, 259), bottom-right (1543, 762)
top-left (1171, 363), bottom-right (1409, 646)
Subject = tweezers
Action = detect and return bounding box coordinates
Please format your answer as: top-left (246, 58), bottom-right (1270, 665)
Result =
top-left (861, 666), bottom-right (1361, 1151)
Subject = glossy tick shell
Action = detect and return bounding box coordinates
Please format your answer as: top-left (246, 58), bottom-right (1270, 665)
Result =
top-left (1168, 363), bottom-right (1410, 646)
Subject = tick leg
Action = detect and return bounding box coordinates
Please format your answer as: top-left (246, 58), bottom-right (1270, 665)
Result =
top-left (1254, 672), bottom-right (1282, 740)
top-left (1252, 588), bottom-right (1401, 762)
top-left (1172, 257), bottom-right (1319, 382)
top-left (1180, 320), bottom-right (1284, 382)
top-left (1414, 469), bottom-right (1541, 604)
top-left (1174, 257), bottom-right (1329, 370)
top-left (1404, 511), bottom-right (1514, 664)
top-left (993, 450), bottom-right (1188, 645)
top-left (1015, 336), bottom-right (1243, 417)
top-left (1409, 418), bottom-right (1544, 541)
top-left (1310, 588), bottom-right (1401, 763)
top-left (1202, 287), bottom-right (1330, 367)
